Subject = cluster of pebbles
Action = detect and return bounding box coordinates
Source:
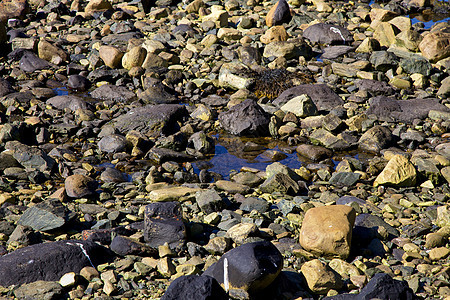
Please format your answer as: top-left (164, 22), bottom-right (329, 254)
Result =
top-left (0, 0), bottom-right (450, 298)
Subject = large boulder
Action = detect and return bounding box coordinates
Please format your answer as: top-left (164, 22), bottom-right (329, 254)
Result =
top-left (218, 99), bottom-right (270, 136)
top-left (299, 205), bottom-right (356, 259)
top-left (203, 241), bottom-right (283, 293)
top-left (162, 275), bottom-right (228, 300)
top-left (0, 240), bottom-right (113, 287)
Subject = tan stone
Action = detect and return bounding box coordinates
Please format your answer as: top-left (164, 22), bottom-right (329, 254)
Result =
top-left (355, 37), bottom-right (380, 53)
top-left (299, 205), bottom-right (356, 259)
top-left (85, 0), bottom-right (112, 16)
top-left (388, 16), bottom-right (411, 32)
top-left (122, 46), bottom-right (146, 70)
top-left (260, 26), bottom-right (288, 44)
top-left (429, 247), bottom-right (450, 261)
top-left (227, 223), bottom-right (258, 244)
top-left (80, 266), bottom-right (99, 281)
top-left (186, 0), bottom-right (205, 13)
top-left (99, 46), bottom-right (123, 69)
top-left (38, 39), bottom-right (68, 65)
top-left (217, 28), bottom-right (242, 41)
top-left (419, 30), bottom-right (450, 62)
top-left (370, 8), bottom-right (398, 22)
top-left (374, 154), bottom-right (417, 187)
top-left (301, 259), bottom-right (343, 294)
top-left (394, 29), bottom-right (423, 52)
top-left (147, 186), bottom-right (201, 202)
top-left (329, 259), bottom-right (361, 280)
top-left (373, 22), bottom-right (399, 47)
top-left (202, 7), bottom-right (229, 28)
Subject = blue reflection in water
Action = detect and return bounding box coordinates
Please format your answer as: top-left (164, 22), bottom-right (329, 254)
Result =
top-left (53, 87), bottom-right (69, 96)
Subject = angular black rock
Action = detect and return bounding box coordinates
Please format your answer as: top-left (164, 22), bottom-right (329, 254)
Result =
top-left (203, 241), bottom-right (283, 293)
top-left (143, 201), bottom-right (186, 250)
top-left (0, 240), bottom-right (113, 287)
top-left (110, 235), bottom-right (157, 256)
top-left (218, 99), bottom-right (270, 136)
top-left (161, 275), bottom-right (228, 300)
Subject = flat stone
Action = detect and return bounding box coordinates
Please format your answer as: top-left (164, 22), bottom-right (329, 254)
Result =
top-left (14, 281), bottom-right (63, 300)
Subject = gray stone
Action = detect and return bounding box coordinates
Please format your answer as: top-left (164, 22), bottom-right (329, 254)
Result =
top-left (4, 141), bottom-right (55, 172)
top-left (303, 23), bottom-right (353, 45)
top-left (14, 281), bottom-right (63, 300)
top-left (195, 189), bottom-right (225, 214)
top-left (162, 275), bottom-right (228, 300)
top-left (370, 51), bottom-right (398, 71)
top-left (90, 84), bottom-right (136, 103)
top-left (296, 144), bottom-right (332, 161)
top-left (239, 197), bottom-right (269, 213)
top-left (280, 94), bottom-right (318, 117)
top-left (329, 172), bottom-right (361, 186)
top-left (359, 125), bottom-right (393, 152)
top-left (400, 57), bottom-right (432, 76)
top-left (309, 128), bottom-right (350, 150)
top-left (98, 134), bottom-right (127, 153)
top-left (18, 200), bottom-right (70, 232)
top-left (259, 172), bottom-right (300, 195)
top-left (47, 95), bottom-right (91, 112)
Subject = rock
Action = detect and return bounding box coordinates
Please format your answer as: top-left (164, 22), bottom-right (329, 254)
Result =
top-left (355, 37), bottom-right (381, 53)
top-left (373, 22), bottom-right (398, 47)
top-left (358, 125), bottom-right (393, 153)
top-left (299, 205), bottom-right (356, 259)
top-left (144, 202), bottom-right (186, 250)
top-left (303, 23), bottom-right (353, 45)
top-left (99, 45), bottom-right (123, 68)
top-left (187, 131), bottom-right (214, 154)
top-left (374, 154), bottom-right (417, 187)
top-left (0, 0), bottom-right (29, 22)
top-left (240, 197), bottom-right (269, 213)
top-left (59, 272), bottom-right (77, 287)
top-left (263, 39), bottom-right (312, 60)
top-left (309, 128), bottom-right (350, 151)
top-left (0, 78), bottom-right (15, 97)
top-left (366, 96), bottom-right (450, 123)
top-left (162, 275), bottom-right (228, 300)
top-left (140, 77), bottom-right (178, 104)
top-left (14, 281), bottom-right (63, 300)
top-left (219, 99), bottom-right (270, 136)
top-left (215, 180), bottom-right (251, 194)
top-left (147, 186), bottom-right (200, 202)
top-left (19, 51), bottom-right (50, 72)
top-left (18, 200), bottom-right (70, 232)
top-left (110, 235), bottom-right (157, 256)
top-left (67, 75), bottom-right (91, 91)
top-left (419, 28), bottom-right (450, 62)
top-left (436, 143), bottom-right (450, 160)
top-left (399, 57), bottom-right (432, 76)
top-left (100, 167), bottom-right (126, 183)
top-left (353, 213), bottom-right (399, 246)
top-left (394, 29), bottom-right (423, 52)
top-left (202, 7), bottom-right (229, 28)
top-left (301, 259), bottom-right (343, 294)
top-left (328, 258), bottom-right (361, 279)
top-left (195, 189), bottom-right (225, 214)
top-left (217, 28), bottom-right (242, 41)
top-left (98, 134), bottom-right (127, 153)
top-left (323, 273), bottom-right (415, 300)
top-left (226, 223), bottom-right (258, 244)
top-left (122, 46), bottom-right (146, 70)
top-left (355, 79), bottom-right (394, 96)
top-left (47, 95), bottom-right (91, 111)
top-left (90, 84), bottom-right (136, 103)
top-left (369, 51), bottom-right (398, 72)
top-left (260, 25), bottom-right (289, 44)
top-left (273, 84), bottom-right (344, 112)
top-left (4, 141), bottom-right (55, 172)
top-left (296, 144), bottom-right (332, 161)
top-left (329, 172), bottom-right (361, 186)
top-left (204, 241), bottom-right (283, 293)
top-left (218, 62), bottom-right (253, 90)
top-left (260, 172), bottom-right (300, 195)
top-left (64, 174), bottom-right (98, 198)
top-left (266, 0), bottom-right (291, 27)
top-left (85, 0), bottom-right (113, 16)
top-left (107, 104), bottom-right (188, 137)
top-left (280, 94), bottom-right (318, 117)
top-left (38, 39), bottom-right (68, 65)
top-left (322, 45), bottom-right (355, 60)
top-left (0, 240), bottom-right (112, 287)
top-left (8, 224), bottom-right (41, 247)
top-left (429, 247), bottom-right (450, 261)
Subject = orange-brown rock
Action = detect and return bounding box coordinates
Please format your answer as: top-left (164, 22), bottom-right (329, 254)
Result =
top-left (299, 205), bottom-right (356, 259)
top-left (419, 28), bottom-right (450, 62)
top-left (265, 0), bottom-right (291, 27)
top-left (0, 0), bottom-right (30, 22)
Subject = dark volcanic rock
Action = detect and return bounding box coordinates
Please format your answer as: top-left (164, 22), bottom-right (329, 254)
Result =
top-left (98, 134), bottom-right (127, 153)
top-left (296, 144), bottom-right (333, 161)
top-left (107, 104), bottom-right (188, 137)
top-left (161, 275), bottom-right (228, 300)
top-left (366, 96), bottom-right (450, 123)
top-left (0, 78), bottom-right (15, 97)
top-left (355, 79), bottom-right (395, 96)
top-left (144, 201), bottom-right (186, 250)
top-left (323, 273), bottom-right (417, 300)
top-left (47, 95), bottom-right (91, 111)
top-left (110, 235), bottom-right (157, 256)
top-left (19, 51), bottom-right (51, 72)
top-left (82, 226), bottom-right (134, 245)
top-left (273, 84), bottom-right (344, 112)
top-left (218, 99), bottom-right (270, 136)
top-left (0, 240), bottom-right (113, 287)
top-left (266, 0), bottom-right (292, 27)
top-left (67, 75), bottom-right (91, 91)
top-left (195, 189), bottom-right (226, 214)
top-left (303, 23), bottom-right (353, 45)
top-left (90, 84), bottom-right (136, 103)
top-left (203, 241), bottom-right (283, 293)
top-left (353, 213), bottom-right (400, 245)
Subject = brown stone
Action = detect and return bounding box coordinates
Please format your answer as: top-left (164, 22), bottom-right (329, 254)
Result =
top-left (419, 29), bottom-right (450, 62)
top-left (301, 259), bottom-right (343, 294)
top-left (260, 25), bottom-right (288, 44)
top-left (266, 0), bottom-right (291, 27)
top-left (64, 174), bottom-right (98, 198)
top-left (99, 46), bottom-right (123, 69)
top-left (299, 205), bottom-right (356, 259)
top-left (38, 39), bottom-right (68, 65)
top-left (0, 0), bottom-right (30, 22)
top-left (85, 0), bottom-right (113, 16)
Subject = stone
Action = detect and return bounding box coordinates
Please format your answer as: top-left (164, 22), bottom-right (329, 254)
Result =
top-left (110, 235), bottom-right (156, 256)
top-left (369, 51), bottom-right (398, 72)
top-left (195, 189), bottom-right (225, 214)
top-left (322, 46), bottom-right (354, 60)
top-left (98, 134), bottom-right (127, 153)
top-left (91, 84), bottom-right (136, 103)
top-left (259, 172), bottom-right (300, 195)
top-left (122, 46), bottom-right (146, 70)
top-left (99, 46), bottom-right (123, 69)
top-left (217, 28), bottom-right (242, 41)
top-left (303, 23), bottom-right (353, 45)
top-left (438, 77), bottom-right (450, 96)
top-left (85, 0), bottom-right (112, 16)
top-left (273, 84), bottom-right (344, 112)
top-left (161, 275), bottom-right (228, 300)
top-left (59, 272), bottom-right (77, 287)
top-left (219, 99), bottom-right (270, 136)
top-left (299, 205), bottom-right (356, 259)
top-left (328, 258), bottom-right (361, 280)
top-left (266, 0), bottom-right (291, 27)
top-left (202, 7), bottom-right (229, 28)
top-left (144, 202), bottom-right (186, 250)
top-left (374, 154), bottom-right (417, 187)
top-left (400, 57), bottom-right (432, 76)
top-left (429, 247), bottom-right (450, 261)
top-left (0, 78), bottom-right (15, 97)
top-left (100, 167), bottom-right (126, 183)
top-left (215, 180), bottom-right (251, 194)
top-left (356, 37), bottom-right (381, 53)
top-left (263, 39), bottom-right (312, 60)
top-left (47, 95), bottom-right (91, 112)
top-left (436, 143), bottom-right (450, 160)
top-left (14, 281), bottom-right (63, 300)
top-left (296, 144), bottom-right (332, 161)
top-left (205, 236), bottom-right (232, 255)
top-left (0, 240), bottom-right (112, 287)
top-left (64, 174), bottom-right (98, 198)
top-left (227, 223), bottom-right (258, 244)
top-left (148, 186), bottom-right (200, 202)
top-left (18, 200), bottom-right (70, 232)
top-left (359, 125), bottom-right (393, 153)
top-left (309, 128), bottom-right (350, 151)
top-left (301, 259), bottom-right (343, 294)
top-left (80, 266), bottom-right (99, 281)
top-left (394, 29), bottom-right (423, 52)
top-left (280, 94), bottom-right (318, 118)
top-left (240, 197), bottom-right (269, 213)
top-left (373, 22), bottom-right (398, 47)
top-left (204, 241), bottom-right (283, 293)
top-left (260, 25), bottom-right (288, 44)
top-left (67, 75), bottom-right (91, 91)
top-left (329, 172), bottom-right (361, 186)
top-left (38, 39), bottom-right (68, 65)
top-left (419, 29), bottom-right (450, 62)
top-left (5, 141), bottom-right (55, 172)
top-left (0, 0), bottom-right (29, 22)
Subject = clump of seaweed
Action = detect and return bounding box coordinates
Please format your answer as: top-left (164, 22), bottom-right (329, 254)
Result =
top-left (244, 68), bottom-right (314, 99)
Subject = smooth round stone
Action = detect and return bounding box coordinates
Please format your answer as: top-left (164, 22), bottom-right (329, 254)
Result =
top-left (100, 167), bottom-right (126, 183)
top-left (64, 174), bottom-right (98, 198)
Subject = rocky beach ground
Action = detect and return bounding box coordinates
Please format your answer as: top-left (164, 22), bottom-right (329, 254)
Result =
top-left (0, 0), bottom-right (450, 299)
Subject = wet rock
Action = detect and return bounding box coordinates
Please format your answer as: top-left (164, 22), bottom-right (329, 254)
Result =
top-left (67, 75), bottom-right (91, 91)
top-left (303, 23), bottom-right (353, 45)
top-left (18, 200), bottom-right (71, 232)
top-left (162, 275), bottom-right (228, 300)
top-left (14, 281), bottom-right (63, 300)
top-left (204, 241), bottom-right (283, 293)
top-left (300, 205), bottom-right (356, 259)
top-left (219, 99), bottom-right (270, 136)
top-left (98, 134), bottom-right (127, 153)
top-left (273, 84), bottom-right (344, 112)
top-left (296, 144), bottom-right (332, 161)
top-left (91, 84), bottom-right (136, 103)
top-left (110, 235), bottom-right (157, 256)
top-left (144, 201), bottom-right (186, 250)
top-left (47, 95), bottom-right (91, 112)
top-left (0, 240), bottom-right (112, 287)
top-left (280, 94), bottom-right (318, 117)
top-left (358, 125), bottom-right (393, 153)
top-left (195, 189), bottom-right (225, 214)
top-left (107, 104), bottom-right (188, 137)
top-left (374, 154), bottom-right (417, 187)
top-left (64, 174), bottom-right (98, 198)
top-left (187, 131), bottom-right (214, 155)
top-left (5, 141), bottom-right (55, 172)
top-left (266, 0), bottom-right (292, 27)
top-left (301, 259), bottom-right (343, 294)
